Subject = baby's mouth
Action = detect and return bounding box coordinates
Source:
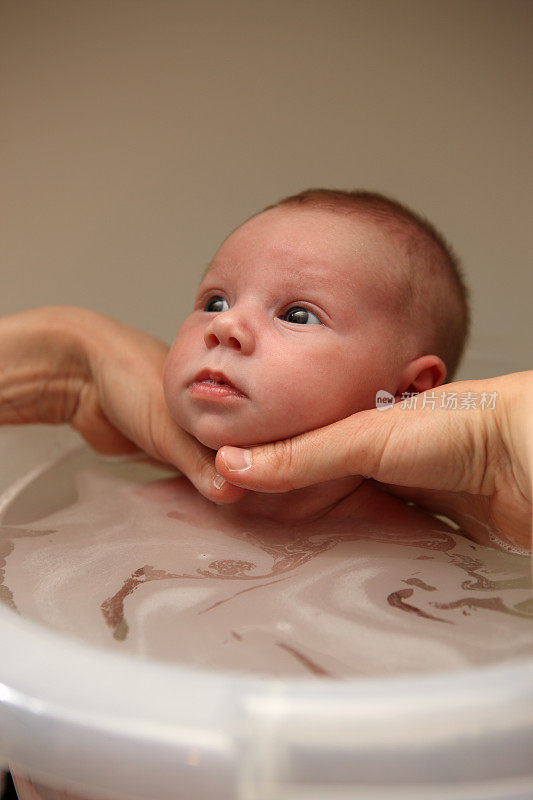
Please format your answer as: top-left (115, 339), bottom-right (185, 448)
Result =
top-left (190, 369), bottom-right (247, 398)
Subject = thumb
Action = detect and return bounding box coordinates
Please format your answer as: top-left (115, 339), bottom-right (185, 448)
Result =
top-left (215, 409), bottom-right (394, 492)
top-left (215, 396), bottom-right (482, 494)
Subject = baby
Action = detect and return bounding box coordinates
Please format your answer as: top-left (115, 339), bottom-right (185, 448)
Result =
top-left (162, 188), bottom-right (469, 532)
top-left (12, 189), bottom-right (528, 684)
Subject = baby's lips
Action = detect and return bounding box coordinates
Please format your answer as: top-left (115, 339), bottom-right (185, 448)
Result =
top-left (191, 368), bottom-right (247, 396)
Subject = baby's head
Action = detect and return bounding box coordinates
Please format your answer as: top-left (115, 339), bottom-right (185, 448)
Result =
top-left (163, 189), bottom-right (469, 450)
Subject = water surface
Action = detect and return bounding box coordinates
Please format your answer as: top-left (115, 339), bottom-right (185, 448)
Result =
top-left (1, 448), bottom-right (532, 678)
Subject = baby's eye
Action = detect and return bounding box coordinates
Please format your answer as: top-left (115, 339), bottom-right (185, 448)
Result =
top-left (282, 306), bottom-right (321, 325)
top-left (204, 296), bottom-right (229, 313)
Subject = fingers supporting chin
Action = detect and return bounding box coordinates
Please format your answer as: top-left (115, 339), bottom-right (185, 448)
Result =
top-left (208, 475), bottom-right (247, 503)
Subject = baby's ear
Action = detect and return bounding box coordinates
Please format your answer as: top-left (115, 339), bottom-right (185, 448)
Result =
top-left (395, 355), bottom-right (447, 399)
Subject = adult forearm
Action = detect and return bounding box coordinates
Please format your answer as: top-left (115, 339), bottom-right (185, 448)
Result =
top-left (0, 306), bottom-right (94, 426)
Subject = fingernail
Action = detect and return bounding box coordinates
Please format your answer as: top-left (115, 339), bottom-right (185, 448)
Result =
top-left (213, 473), bottom-right (226, 490)
top-left (220, 446), bottom-right (252, 472)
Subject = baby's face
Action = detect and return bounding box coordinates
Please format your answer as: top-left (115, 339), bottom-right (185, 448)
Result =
top-left (164, 207), bottom-right (408, 449)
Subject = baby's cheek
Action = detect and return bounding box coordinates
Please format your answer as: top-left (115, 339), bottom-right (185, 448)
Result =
top-left (265, 379), bottom-right (334, 432)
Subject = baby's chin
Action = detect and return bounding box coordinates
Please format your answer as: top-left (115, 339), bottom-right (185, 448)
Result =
top-left (178, 417), bottom-right (265, 452)
top-left (197, 433), bottom-right (250, 450)
top-left (172, 402), bottom-right (358, 452)
top-left (183, 415), bottom-right (296, 452)
top-left (194, 428), bottom-right (272, 452)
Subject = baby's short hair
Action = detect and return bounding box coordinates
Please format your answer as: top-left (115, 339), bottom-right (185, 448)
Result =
top-left (265, 188), bottom-right (470, 380)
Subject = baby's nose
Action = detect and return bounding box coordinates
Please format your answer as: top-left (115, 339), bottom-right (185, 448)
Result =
top-left (204, 311), bottom-right (255, 354)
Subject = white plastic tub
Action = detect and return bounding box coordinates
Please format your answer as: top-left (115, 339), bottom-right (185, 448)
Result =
top-left (1, 425), bottom-right (532, 800)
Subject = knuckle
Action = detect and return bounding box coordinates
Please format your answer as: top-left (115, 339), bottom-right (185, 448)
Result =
top-left (267, 438), bottom-right (297, 488)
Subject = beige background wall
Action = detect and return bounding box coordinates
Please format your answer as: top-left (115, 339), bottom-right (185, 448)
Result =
top-left (1, 0), bottom-right (531, 380)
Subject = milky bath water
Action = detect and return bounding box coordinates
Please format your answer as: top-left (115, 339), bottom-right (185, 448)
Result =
top-left (1, 444), bottom-right (532, 679)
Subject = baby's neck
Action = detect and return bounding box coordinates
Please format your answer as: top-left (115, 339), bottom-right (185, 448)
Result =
top-left (215, 474), bottom-right (368, 525)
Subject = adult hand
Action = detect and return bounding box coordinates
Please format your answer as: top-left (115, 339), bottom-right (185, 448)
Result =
top-left (0, 307), bottom-right (245, 504)
top-left (215, 372), bottom-right (533, 552)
